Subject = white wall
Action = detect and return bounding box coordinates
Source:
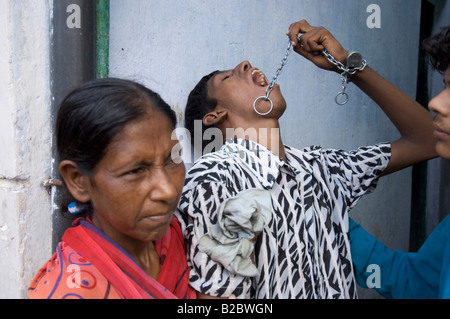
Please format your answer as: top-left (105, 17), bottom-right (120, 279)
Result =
top-left (109, 0), bottom-right (422, 298)
top-left (0, 0), bottom-right (53, 298)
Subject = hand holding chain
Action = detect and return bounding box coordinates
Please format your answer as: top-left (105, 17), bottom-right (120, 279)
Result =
top-left (253, 37), bottom-right (368, 116)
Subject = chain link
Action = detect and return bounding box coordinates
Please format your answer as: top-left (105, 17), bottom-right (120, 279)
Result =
top-left (322, 49), bottom-right (367, 75)
top-left (265, 40), bottom-right (293, 98)
top-left (322, 50), bottom-right (367, 105)
top-left (264, 38), bottom-right (367, 105)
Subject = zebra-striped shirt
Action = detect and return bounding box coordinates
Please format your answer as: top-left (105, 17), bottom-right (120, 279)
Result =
top-left (176, 138), bottom-right (391, 299)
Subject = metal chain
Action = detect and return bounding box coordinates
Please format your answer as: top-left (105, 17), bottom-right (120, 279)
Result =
top-left (265, 40), bottom-right (293, 98)
top-left (322, 49), bottom-right (367, 105)
top-left (322, 49), bottom-right (367, 75)
top-left (322, 50), bottom-right (348, 74)
top-left (264, 39), bottom-right (367, 105)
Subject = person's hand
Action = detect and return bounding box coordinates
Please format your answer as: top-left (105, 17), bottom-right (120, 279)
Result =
top-left (286, 19), bottom-right (349, 73)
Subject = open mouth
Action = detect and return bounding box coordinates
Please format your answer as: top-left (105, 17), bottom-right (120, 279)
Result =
top-left (252, 69), bottom-right (269, 87)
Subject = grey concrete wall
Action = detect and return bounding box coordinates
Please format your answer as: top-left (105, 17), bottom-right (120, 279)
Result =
top-left (0, 0), bottom-right (53, 298)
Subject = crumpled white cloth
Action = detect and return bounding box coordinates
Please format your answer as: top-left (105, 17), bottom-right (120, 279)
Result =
top-left (199, 188), bottom-right (272, 277)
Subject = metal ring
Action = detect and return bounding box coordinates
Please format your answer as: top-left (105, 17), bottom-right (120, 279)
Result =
top-left (253, 96), bottom-right (274, 116)
top-left (335, 92), bottom-right (349, 105)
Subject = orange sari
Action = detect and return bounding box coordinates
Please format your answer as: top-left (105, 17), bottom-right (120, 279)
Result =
top-left (28, 217), bottom-right (196, 299)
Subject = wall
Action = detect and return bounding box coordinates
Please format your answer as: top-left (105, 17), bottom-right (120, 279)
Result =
top-left (50, 0), bottom-right (96, 249)
top-left (109, 0), bottom-right (421, 298)
top-left (0, 0), bottom-right (53, 298)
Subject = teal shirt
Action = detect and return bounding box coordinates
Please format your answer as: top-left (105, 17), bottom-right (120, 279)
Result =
top-left (350, 215), bottom-right (450, 299)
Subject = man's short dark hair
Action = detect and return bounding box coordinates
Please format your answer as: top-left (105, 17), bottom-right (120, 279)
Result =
top-left (184, 71), bottom-right (220, 151)
top-left (423, 26), bottom-right (450, 73)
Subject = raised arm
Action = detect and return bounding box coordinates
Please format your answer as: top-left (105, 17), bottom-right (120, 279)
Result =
top-left (287, 19), bottom-right (438, 175)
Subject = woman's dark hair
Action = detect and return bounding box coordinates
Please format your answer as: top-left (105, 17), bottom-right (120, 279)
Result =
top-left (56, 77), bottom-right (177, 215)
top-left (57, 77), bottom-right (176, 172)
top-left (184, 71), bottom-right (220, 151)
top-left (422, 26), bottom-right (450, 73)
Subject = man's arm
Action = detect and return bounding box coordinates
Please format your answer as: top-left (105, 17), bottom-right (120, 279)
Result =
top-left (351, 66), bottom-right (437, 175)
top-left (287, 19), bottom-right (438, 175)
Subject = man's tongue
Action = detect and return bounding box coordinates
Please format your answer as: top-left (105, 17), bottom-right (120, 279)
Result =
top-left (252, 70), bottom-right (268, 86)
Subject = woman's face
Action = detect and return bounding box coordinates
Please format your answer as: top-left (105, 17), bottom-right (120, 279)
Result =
top-left (207, 60), bottom-right (287, 119)
top-left (429, 67), bottom-right (450, 160)
top-left (86, 109), bottom-right (185, 244)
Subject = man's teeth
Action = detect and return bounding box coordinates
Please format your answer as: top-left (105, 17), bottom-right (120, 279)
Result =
top-left (252, 70), bottom-right (267, 86)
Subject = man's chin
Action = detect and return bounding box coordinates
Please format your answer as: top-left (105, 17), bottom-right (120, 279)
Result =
top-left (436, 143), bottom-right (450, 160)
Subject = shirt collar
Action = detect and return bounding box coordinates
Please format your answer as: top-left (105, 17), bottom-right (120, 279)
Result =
top-left (222, 139), bottom-right (323, 189)
top-left (222, 138), bottom-right (284, 189)
top-left (284, 144), bottom-right (322, 164)
top-left (284, 144), bottom-right (323, 177)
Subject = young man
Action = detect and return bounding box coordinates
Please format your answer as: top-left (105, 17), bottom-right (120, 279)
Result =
top-left (350, 26), bottom-right (450, 299)
top-left (176, 20), bottom-right (437, 299)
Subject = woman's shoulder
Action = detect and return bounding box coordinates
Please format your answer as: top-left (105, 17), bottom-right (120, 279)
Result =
top-left (28, 241), bottom-right (122, 299)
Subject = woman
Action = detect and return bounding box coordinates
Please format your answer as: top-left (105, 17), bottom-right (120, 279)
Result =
top-left (28, 78), bottom-right (196, 299)
top-left (176, 20), bottom-right (437, 299)
top-left (350, 26), bottom-right (450, 299)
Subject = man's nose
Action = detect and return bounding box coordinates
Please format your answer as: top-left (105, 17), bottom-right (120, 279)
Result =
top-left (429, 90), bottom-right (448, 117)
top-left (235, 60), bottom-right (252, 73)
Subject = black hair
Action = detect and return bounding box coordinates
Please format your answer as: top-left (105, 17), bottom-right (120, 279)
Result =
top-left (184, 71), bottom-right (220, 151)
top-left (56, 77), bottom-right (177, 215)
top-left (422, 26), bottom-right (450, 73)
top-left (57, 77), bottom-right (176, 172)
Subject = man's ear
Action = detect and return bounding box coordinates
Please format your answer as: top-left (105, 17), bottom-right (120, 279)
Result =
top-left (203, 110), bottom-right (228, 127)
top-left (59, 160), bottom-right (92, 203)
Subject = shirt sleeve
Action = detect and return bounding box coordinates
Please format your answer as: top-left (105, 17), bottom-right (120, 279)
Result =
top-left (350, 218), bottom-right (445, 299)
top-left (323, 143), bottom-right (391, 209)
top-left (177, 182), bottom-right (253, 298)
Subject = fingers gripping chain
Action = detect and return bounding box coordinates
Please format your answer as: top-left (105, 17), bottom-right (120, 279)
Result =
top-left (254, 34), bottom-right (367, 113)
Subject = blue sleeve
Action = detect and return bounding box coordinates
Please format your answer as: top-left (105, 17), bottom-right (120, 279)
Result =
top-left (350, 218), bottom-right (443, 299)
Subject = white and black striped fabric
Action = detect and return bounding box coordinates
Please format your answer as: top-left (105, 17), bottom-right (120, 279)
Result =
top-left (176, 138), bottom-right (391, 299)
